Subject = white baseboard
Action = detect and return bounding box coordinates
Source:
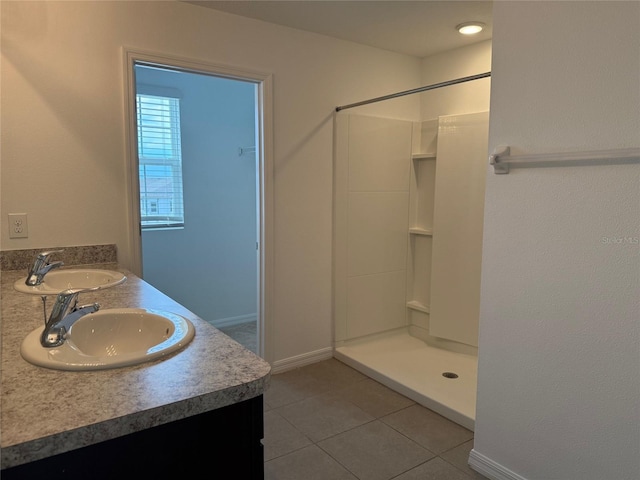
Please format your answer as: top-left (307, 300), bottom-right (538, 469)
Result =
top-left (209, 313), bottom-right (256, 329)
top-left (271, 347), bottom-right (334, 374)
top-left (468, 449), bottom-right (527, 480)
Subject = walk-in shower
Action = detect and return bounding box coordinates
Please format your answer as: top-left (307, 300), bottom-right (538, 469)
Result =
top-left (333, 74), bottom-right (490, 430)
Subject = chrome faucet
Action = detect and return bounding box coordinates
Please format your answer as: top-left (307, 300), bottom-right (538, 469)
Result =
top-left (25, 250), bottom-right (64, 286)
top-left (40, 288), bottom-right (100, 348)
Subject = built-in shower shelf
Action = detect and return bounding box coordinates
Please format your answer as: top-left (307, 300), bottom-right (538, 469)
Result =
top-left (412, 152), bottom-right (436, 160)
top-left (409, 228), bottom-right (433, 236)
top-left (406, 301), bottom-right (430, 314)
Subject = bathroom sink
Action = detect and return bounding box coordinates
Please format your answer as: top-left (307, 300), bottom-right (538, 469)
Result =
top-left (14, 269), bottom-right (127, 295)
top-left (20, 308), bottom-right (195, 371)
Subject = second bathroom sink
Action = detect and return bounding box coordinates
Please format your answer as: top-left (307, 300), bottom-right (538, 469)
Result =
top-left (14, 269), bottom-right (126, 295)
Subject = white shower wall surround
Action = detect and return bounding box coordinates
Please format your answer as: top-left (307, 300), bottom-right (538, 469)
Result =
top-left (428, 112), bottom-right (488, 346)
top-left (334, 112), bottom-right (489, 430)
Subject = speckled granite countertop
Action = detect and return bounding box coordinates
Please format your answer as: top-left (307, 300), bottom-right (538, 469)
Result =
top-left (0, 265), bottom-right (271, 469)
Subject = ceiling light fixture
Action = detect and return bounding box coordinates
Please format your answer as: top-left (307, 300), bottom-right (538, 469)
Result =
top-left (456, 22), bottom-right (485, 35)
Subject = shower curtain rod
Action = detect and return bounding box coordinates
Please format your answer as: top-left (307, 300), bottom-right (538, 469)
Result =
top-left (335, 71), bottom-right (491, 112)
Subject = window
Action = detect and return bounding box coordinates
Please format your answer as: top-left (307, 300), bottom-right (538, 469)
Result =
top-left (136, 93), bottom-right (184, 229)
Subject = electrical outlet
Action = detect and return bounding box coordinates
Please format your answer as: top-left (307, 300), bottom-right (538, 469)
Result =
top-left (8, 213), bottom-right (28, 238)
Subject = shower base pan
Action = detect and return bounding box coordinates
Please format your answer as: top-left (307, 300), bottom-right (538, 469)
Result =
top-left (334, 330), bottom-right (477, 431)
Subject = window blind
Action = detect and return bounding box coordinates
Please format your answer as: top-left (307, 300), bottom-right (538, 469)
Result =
top-left (136, 94), bottom-right (185, 229)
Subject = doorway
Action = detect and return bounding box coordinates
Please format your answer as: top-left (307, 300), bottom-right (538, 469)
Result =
top-left (124, 50), bottom-right (273, 361)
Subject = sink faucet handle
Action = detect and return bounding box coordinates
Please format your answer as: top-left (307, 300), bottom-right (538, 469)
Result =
top-left (62, 286), bottom-right (100, 311)
top-left (57, 286), bottom-right (101, 305)
top-left (48, 289), bottom-right (81, 322)
top-left (26, 249), bottom-right (65, 286)
top-left (37, 249), bottom-right (64, 260)
top-left (47, 287), bottom-right (101, 325)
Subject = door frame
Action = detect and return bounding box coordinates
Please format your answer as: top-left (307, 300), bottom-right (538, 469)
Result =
top-left (122, 47), bottom-right (274, 362)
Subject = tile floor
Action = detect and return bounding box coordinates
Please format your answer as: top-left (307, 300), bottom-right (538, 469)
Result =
top-left (263, 358), bottom-right (488, 480)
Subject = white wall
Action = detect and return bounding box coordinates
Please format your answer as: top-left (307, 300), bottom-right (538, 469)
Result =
top-left (420, 39), bottom-right (492, 120)
top-left (474, 2), bottom-right (640, 480)
top-left (1, 1), bottom-right (421, 364)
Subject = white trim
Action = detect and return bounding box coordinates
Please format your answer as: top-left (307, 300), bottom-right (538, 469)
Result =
top-left (257, 72), bottom-right (275, 367)
top-left (209, 314), bottom-right (257, 329)
top-left (136, 84), bottom-right (183, 99)
top-left (468, 449), bottom-right (528, 480)
top-left (122, 47), bottom-right (274, 365)
top-left (271, 348), bottom-right (334, 374)
top-left (122, 48), bottom-right (142, 275)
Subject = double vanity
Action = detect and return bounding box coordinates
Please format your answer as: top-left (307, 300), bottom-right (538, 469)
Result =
top-left (0, 249), bottom-right (271, 479)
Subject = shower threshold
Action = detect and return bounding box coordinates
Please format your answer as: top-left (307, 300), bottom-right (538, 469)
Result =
top-left (334, 329), bottom-right (477, 431)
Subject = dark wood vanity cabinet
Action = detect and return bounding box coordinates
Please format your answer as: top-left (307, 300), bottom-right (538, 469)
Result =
top-left (2, 395), bottom-right (264, 480)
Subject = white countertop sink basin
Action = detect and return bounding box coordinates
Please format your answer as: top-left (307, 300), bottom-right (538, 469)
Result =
top-left (14, 269), bottom-right (126, 295)
top-left (20, 308), bottom-right (195, 371)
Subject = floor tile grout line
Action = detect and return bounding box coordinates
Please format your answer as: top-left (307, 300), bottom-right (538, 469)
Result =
top-left (314, 441), bottom-right (363, 479)
top-left (387, 457), bottom-right (448, 480)
top-left (370, 415), bottom-right (442, 462)
top-left (262, 408), bottom-right (315, 463)
top-left (440, 437), bottom-right (474, 452)
top-left (263, 442), bottom-right (312, 464)
top-left (265, 406), bottom-right (316, 443)
top-left (438, 456), bottom-right (478, 480)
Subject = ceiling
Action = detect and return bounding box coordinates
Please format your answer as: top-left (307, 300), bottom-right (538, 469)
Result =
top-left (185, 1), bottom-right (493, 58)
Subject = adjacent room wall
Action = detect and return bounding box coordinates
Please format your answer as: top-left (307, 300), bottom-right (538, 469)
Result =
top-left (473, 2), bottom-right (640, 479)
top-left (1, 0), bottom-right (421, 364)
top-left (136, 67), bottom-right (258, 325)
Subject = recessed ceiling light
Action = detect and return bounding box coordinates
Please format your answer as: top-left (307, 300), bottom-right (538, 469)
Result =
top-left (456, 22), bottom-right (485, 35)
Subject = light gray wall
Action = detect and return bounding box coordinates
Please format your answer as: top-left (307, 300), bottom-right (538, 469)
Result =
top-left (137, 67), bottom-right (257, 324)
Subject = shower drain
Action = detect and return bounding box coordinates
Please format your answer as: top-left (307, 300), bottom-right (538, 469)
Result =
top-left (442, 372), bottom-right (459, 379)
